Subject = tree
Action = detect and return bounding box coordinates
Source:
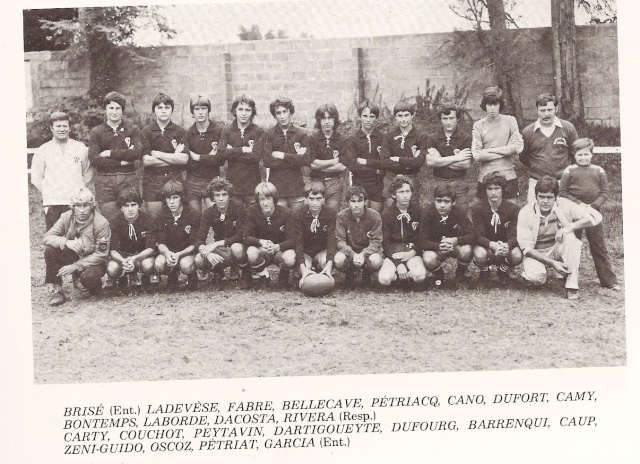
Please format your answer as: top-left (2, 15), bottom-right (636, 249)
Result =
top-left (239, 24), bottom-right (263, 41)
top-left (40, 6), bottom-right (175, 102)
top-left (265, 29), bottom-right (288, 40)
top-left (23, 9), bottom-right (77, 52)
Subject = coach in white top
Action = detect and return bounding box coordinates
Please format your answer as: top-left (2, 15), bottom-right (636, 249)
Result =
top-left (31, 111), bottom-right (93, 230)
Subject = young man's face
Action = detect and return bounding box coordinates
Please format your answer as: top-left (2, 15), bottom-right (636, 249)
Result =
top-left (106, 102), bottom-right (123, 124)
top-left (536, 101), bottom-right (557, 127)
top-left (393, 183), bottom-right (412, 209)
top-left (485, 102), bottom-right (501, 118)
top-left (72, 202), bottom-right (92, 222)
top-left (435, 196), bottom-right (454, 217)
top-left (258, 194), bottom-right (276, 216)
top-left (348, 195), bottom-right (366, 217)
top-left (165, 194), bottom-right (182, 214)
top-left (235, 102), bottom-right (253, 126)
top-left (154, 103), bottom-right (173, 123)
top-left (440, 111), bottom-right (458, 133)
top-left (50, 120), bottom-right (70, 142)
top-left (485, 184), bottom-right (503, 204)
top-left (574, 147), bottom-right (593, 167)
top-left (360, 107), bottom-right (377, 132)
top-left (274, 106), bottom-right (292, 128)
top-left (536, 191), bottom-right (556, 215)
top-left (193, 105), bottom-right (209, 123)
top-left (212, 190), bottom-right (230, 211)
top-left (320, 113), bottom-right (335, 135)
top-left (121, 201), bottom-right (140, 222)
top-left (306, 191), bottom-right (325, 215)
top-left (395, 111), bottom-right (413, 129)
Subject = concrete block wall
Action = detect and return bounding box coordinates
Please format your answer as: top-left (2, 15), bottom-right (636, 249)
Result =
top-left (25, 24), bottom-right (619, 128)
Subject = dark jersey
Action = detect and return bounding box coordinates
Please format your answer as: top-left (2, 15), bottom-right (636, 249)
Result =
top-left (157, 205), bottom-right (201, 252)
top-left (380, 126), bottom-right (428, 175)
top-left (110, 211), bottom-right (157, 255)
top-left (418, 203), bottom-right (474, 252)
top-left (141, 121), bottom-right (189, 175)
top-left (218, 121), bottom-right (265, 196)
top-left (185, 121), bottom-right (223, 179)
top-left (470, 199), bottom-right (519, 249)
top-left (381, 202), bottom-right (423, 256)
top-left (263, 125), bottom-right (310, 197)
top-left (88, 122), bottom-right (143, 174)
top-left (308, 130), bottom-right (345, 179)
top-left (428, 127), bottom-right (472, 179)
top-left (293, 205), bottom-right (337, 267)
top-left (243, 204), bottom-right (296, 251)
top-left (193, 199), bottom-right (246, 248)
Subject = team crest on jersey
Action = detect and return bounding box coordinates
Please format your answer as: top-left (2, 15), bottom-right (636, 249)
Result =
top-left (377, 146), bottom-right (382, 154)
top-left (185, 225), bottom-right (192, 234)
top-left (366, 230), bottom-right (372, 238)
top-left (504, 221), bottom-right (511, 228)
top-left (294, 142), bottom-right (301, 152)
top-left (411, 145), bottom-right (419, 157)
top-left (171, 139), bottom-right (178, 149)
top-left (97, 239), bottom-right (108, 252)
top-left (232, 220), bottom-right (237, 227)
top-left (333, 150), bottom-right (340, 159)
top-left (248, 140), bottom-right (255, 148)
top-left (554, 137), bottom-right (567, 146)
top-left (125, 137), bottom-right (134, 149)
top-left (411, 221), bottom-right (419, 231)
top-left (140, 231), bottom-right (146, 238)
top-left (453, 223), bottom-right (459, 230)
top-left (74, 155), bottom-right (81, 163)
top-left (279, 225), bottom-right (285, 232)
top-left (211, 142), bottom-right (218, 150)
top-left (408, 242), bottom-right (414, 249)
top-left (323, 225), bottom-right (328, 232)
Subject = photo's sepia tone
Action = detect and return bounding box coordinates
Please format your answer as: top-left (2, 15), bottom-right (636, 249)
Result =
top-left (24, 0), bottom-right (624, 385)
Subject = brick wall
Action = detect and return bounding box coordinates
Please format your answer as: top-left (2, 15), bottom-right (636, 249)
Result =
top-left (24, 24), bottom-right (619, 127)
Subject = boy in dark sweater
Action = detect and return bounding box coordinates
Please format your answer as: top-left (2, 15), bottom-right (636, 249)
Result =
top-left (471, 172), bottom-right (523, 285)
top-left (559, 138), bottom-right (620, 290)
top-left (419, 184), bottom-right (475, 286)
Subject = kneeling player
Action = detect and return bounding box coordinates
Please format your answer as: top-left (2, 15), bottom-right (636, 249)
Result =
top-left (194, 177), bottom-right (247, 286)
top-left (242, 182), bottom-right (297, 287)
top-left (154, 181), bottom-right (201, 291)
top-left (334, 185), bottom-right (384, 287)
top-left (294, 181), bottom-right (337, 283)
top-left (419, 184), bottom-right (474, 286)
top-left (378, 175), bottom-right (426, 287)
top-left (106, 188), bottom-right (157, 290)
top-left (471, 172), bottom-right (522, 285)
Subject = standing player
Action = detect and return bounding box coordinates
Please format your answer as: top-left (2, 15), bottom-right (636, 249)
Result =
top-left (520, 93), bottom-right (579, 204)
top-left (43, 188), bottom-right (110, 306)
top-left (471, 87), bottom-right (524, 200)
top-left (184, 95), bottom-right (223, 212)
top-left (242, 182), bottom-right (297, 287)
top-left (334, 185), bottom-right (384, 287)
top-left (88, 91), bottom-right (142, 223)
top-left (263, 97), bottom-right (310, 213)
top-left (420, 184), bottom-right (475, 286)
top-left (343, 100), bottom-right (385, 213)
top-left (380, 99), bottom-right (428, 207)
top-left (426, 102), bottom-right (473, 210)
top-left (218, 95), bottom-right (265, 205)
top-left (294, 181), bottom-right (337, 283)
top-left (378, 176), bottom-right (427, 287)
top-left (154, 180), bottom-right (200, 291)
top-left (31, 111), bottom-right (93, 230)
top-left (471, 172), bottom-right (523, 285)
top-left (105, 188), bottom-right (157, 290)
top-left (194, 177), bottom-right (248, 286)
top-left (308, 104), bottom-right (347, 211)
top-left (141, 93), bottom-right (189, 220)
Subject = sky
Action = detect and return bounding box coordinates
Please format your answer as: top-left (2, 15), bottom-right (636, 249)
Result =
top-left (137, 0), bottom-right (574, 46)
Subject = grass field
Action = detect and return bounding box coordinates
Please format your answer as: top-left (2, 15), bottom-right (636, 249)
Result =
top-left (28, 154), bottom-right (625, 384)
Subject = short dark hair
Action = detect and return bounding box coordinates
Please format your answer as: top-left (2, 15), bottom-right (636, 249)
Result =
top-left (571, 137), bottom-right (594, 155)
top-left (433, 183), bottom-right (456, 201)
top-left (346, 184), bottom-right (368, 202)
top-left (162, 180), bottom-right (185, 199)
top-left (535, 93), bottom-right (558, 109)
top-left (358, 100), bottom-right (380, 118)
top-left (304, 181), bottom-right (326, 198)
top-left (482, 171), bottom-right (507, 190)
top-left (152, 93), bottom-right (174, 112)
top-left (480, 86), bottom-right (505, 112)
top-left (49, 111), bottom-right (70, 126)
top-left (103, 91), bottom-right (126, 111)
top-left (231, 94), bottom-right (257, 118)
top-left (269, 97), bottom-right (295, 117)
top-left (389, 175), bottom-right (413, 196)
top-left (116, 188), bottom-right (142, 208)
top-left (254, 181), bottom-right (279, 204)
top-left (438, 102), bottom-right (461, 121)
top-left (207, 177), bottom-right (234, 199)
top-left (534, 175), bottom-right (559, 197)
top-left (314, 103), bottom-right (340, 129)
top-left (393, 99), bottom-right (415, 116)
top-left (190, 94), bottom-right (211, 114)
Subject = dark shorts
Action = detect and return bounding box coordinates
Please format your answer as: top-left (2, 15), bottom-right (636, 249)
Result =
top-left (95, 172), bottom-right (139, 204)
top-left (476, 178), bottom-right (519, 200)
top-left (184, 174), bottom-right (211, 201)
top-left (143, 171), bottom-right (184, 203)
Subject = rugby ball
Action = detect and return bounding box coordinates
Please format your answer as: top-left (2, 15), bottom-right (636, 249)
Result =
top-left (300, 272), bottom-right (335, 297)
